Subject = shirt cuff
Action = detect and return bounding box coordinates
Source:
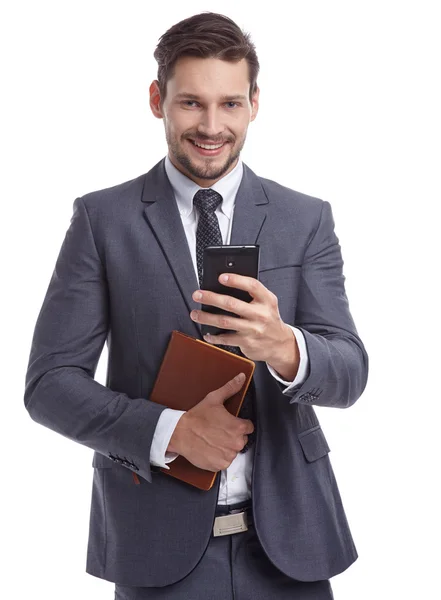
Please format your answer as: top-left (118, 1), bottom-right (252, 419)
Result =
top-left (150, 408), bottom-right (186, 470)
top-left (266, 326), bottom-right (309, 394)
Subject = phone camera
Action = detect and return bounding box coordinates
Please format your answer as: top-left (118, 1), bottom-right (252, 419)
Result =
top-left (226, 257), bottom-right (235, 268)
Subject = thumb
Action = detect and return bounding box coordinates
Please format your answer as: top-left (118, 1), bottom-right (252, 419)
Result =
top-left (207, 373), bottom-right (246, 404)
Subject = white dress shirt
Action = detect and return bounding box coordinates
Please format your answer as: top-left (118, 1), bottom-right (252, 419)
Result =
top-left (149, 154), bottom-right (310, 504)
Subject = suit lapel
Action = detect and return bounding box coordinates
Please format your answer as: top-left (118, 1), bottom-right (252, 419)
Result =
top-left (141, 158), bottom-right (268, 339)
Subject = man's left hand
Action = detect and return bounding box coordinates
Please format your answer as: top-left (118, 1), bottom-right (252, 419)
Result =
top-left (190, 273), bottom-right (297, 368)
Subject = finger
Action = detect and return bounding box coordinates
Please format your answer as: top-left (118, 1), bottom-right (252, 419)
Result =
top-left (203, 332), bottom-right (242, 346)
top-left (218, 273), bottom-right (265, 301)
top-left (206, 372), bottom-right (245, 404)
top-left (191, 310), bottom-right (246, 334)
top-left (192, 289), bottom-right (253, 320)
top-left (221, 373), bottom-right (246, 398)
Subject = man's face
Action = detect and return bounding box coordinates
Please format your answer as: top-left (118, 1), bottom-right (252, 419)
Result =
top-left (150, 57), bottom-right (259, 187)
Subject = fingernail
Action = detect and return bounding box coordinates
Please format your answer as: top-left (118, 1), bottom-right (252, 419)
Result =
top-left (236, 373), bottom-right (245, 382)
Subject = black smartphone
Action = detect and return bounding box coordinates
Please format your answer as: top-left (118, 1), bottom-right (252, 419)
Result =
top-left (200, 245), bottom-right (260, 336)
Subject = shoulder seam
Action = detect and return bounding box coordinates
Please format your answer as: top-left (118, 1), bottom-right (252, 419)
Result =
top-left (304, 199), bottom-right (326, 256)
top-left (77, 196), bottom-right (105, 270)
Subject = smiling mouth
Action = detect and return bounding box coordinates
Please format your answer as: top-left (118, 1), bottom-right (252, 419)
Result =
top-left (187, 139), bottom-right (229, 156)
top-left (190, 139), bottom-right (226, 148)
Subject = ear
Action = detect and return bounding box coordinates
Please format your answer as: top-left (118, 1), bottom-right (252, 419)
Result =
top-left (149, 80), bottom-right (164, 119)
top-left (250, 85), bottom-right (260, 122)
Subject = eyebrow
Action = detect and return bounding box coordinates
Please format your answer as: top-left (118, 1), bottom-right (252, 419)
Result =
top-left (174, 93), bottom-right (247, 102)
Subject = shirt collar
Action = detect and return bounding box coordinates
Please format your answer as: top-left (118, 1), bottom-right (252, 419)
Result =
top-left (164, 154), bottom-right (243, 218)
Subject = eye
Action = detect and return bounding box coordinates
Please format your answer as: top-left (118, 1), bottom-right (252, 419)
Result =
top-left (225, 102), bottom-right (239, 109)
top-left (182, 101), bottom-right (199, 107)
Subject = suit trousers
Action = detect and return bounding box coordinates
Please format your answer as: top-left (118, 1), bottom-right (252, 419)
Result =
top-left (114, 500), bottom-right (334, 600)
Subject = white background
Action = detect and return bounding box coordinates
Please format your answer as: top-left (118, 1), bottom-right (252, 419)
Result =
top-left (2, 1), bottom-right (440, 598)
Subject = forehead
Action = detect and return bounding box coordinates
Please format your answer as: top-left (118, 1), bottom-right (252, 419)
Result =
top-left (167, 56), bottom-right (250, 98)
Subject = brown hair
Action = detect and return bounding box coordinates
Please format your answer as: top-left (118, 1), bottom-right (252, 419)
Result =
top-left (153, 12), bottom-right (259, 106)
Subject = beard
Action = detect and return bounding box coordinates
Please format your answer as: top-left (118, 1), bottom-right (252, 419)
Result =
top-left (165, 128), bottom-right (246, 181)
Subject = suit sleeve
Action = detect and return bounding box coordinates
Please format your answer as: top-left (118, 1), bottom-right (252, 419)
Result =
top-left (24, 197), bottom-right (167, 483)
top-left (285, 200), bottom-right (369, 408)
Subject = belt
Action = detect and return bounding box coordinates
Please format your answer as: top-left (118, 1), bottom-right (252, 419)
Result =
top-left (212, 500), bottom-right (253, 537)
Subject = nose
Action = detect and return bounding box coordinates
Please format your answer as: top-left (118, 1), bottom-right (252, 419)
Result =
top-left (197, 106), bottom-right (225, 140)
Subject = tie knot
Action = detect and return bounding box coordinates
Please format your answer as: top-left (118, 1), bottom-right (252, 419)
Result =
top-left (193, 188), bottom-right (223, 214)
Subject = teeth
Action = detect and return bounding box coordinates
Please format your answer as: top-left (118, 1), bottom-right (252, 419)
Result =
top-left (193, 141), bottom-right (224, 150)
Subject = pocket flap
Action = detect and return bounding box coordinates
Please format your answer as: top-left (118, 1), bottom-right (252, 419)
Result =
top-left (298, 426), bottom-right (330, 462)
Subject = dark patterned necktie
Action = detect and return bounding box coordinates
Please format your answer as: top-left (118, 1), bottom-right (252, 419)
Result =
top-left (193, 188), bottom-right (256, 453)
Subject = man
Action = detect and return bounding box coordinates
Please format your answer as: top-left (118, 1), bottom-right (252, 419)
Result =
top-left (24, 11), bottom-right (369, 600)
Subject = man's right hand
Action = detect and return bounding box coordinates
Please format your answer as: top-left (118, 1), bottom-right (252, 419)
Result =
top-left (167, 373), bottom-right (254, 472)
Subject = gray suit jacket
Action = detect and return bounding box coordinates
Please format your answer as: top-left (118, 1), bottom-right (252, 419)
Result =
top-left (24, 157), bottom-right (368, 587)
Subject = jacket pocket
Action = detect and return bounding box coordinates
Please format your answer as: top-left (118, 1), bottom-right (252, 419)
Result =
top-left (298, 425), bottom-right (331, 462)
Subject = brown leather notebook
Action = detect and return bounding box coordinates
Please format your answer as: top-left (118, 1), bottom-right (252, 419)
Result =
top-left (149, 330), bottom-right (255, 491)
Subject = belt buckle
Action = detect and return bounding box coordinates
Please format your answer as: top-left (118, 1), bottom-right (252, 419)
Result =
top-left (213, 511), bottom-right (248, 537)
